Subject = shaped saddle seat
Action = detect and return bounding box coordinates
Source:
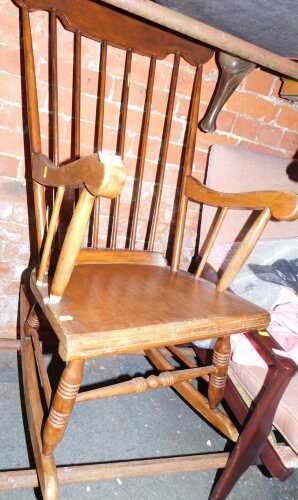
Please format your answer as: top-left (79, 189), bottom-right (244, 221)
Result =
top-left (32, 262), bottom-right (269, 361)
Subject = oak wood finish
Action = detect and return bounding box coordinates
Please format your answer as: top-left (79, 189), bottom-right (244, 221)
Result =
top-left (31, 264), bottom-right (269, 360)
top-left (92, 40), bottom-right (107, 248)
top-left (195, 207), bottom-right (228, 279)
top-left (0, 453), bottom-right (231, 490)
top-left (76, 249), bottom-right (167, 266)
top-left (109, 48), bottom-right (131, 248)
top-left (129, 57), bottom-right (156, 250)
top-left (43, 359), bottom-right (84, 455)
top-left (22, 8), bottom-right (46, 253)
top-left (32, 153), bottom-right (126, 198)
top-left (146, 348), bottom-right (239, 442)
top-left (14, 2), bottom-right (298, 499)
top-left (50, 188), bottom-right (95, 299)
top-left (30, 328), bottom-right (52, 408)
top-left (280, 78), bottom-right (298, 101)
top-left (186, 175), bottom-right (298, 221)
top-left (147, 53), bottom-right (180, 251)
top-left (20, 287), bottom-right (59, 499)
top-left (76, 365), bottom-right (216, 403)
top-left (208, 336), bottom-right (231, 409)
top-left (217, 208), bottom-right (271, 292)
top-left (14, 0), bottom-right (213, 67)
top-left (171, 66), bottom-right (202, 271)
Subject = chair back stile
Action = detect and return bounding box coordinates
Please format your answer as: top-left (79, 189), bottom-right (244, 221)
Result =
top-left (22, 8), bottom-right (47, 252)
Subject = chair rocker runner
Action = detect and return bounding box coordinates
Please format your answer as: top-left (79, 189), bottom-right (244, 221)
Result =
top-left (12, 1), bottom-right (298, 499)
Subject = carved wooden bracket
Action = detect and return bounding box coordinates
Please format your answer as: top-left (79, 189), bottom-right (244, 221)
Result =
top-left (199, 51), bottom-right (256, 133)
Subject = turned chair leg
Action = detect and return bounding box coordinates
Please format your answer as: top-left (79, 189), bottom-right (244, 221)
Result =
top-left (208, 336), bottom-right (231, 409)
top-left (43, 359), bottom-right (85, 456)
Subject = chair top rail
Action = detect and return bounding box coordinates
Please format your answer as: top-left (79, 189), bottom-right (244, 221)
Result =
top-left (14, 0), bottom-right (213, 66)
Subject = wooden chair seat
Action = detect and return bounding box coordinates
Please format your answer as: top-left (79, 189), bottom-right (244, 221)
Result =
top-left (32, 262), bottom-right (269, 361)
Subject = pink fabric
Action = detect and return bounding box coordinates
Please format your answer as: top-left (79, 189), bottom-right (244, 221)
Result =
top-left (200, 145), bottom-right (298, 248)
top-left (268, 303), bottom-right (298, 351)
top-left (231, 303), bottom-right (298, 367)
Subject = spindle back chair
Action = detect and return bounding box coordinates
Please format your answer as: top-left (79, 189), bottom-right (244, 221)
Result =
top-left (12, 1), bottom-right (298, 499)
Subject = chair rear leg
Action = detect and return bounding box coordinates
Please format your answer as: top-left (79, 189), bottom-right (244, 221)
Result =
top-left (43, 359), bottom-right (84, 455)
top-left (20, 287), bottom-right (59, 500)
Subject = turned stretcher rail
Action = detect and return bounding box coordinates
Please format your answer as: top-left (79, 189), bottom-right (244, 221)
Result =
top-left (76, 365), bottom-right (216, 403)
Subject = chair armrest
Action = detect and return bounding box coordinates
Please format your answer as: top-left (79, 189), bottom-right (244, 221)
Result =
top-left (185, 175), bottom-right (298, 221)
top-left (32, 152), bottom-right (126, 199)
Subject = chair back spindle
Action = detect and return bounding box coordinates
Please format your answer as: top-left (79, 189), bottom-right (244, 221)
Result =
top-left (128, 56), bottom-right (156, 250)
top-left (171, 66), bottom-right (202, 271)
top-left (92, 41), bottom-right (107, 248)
top-left (147, 53), bottom-right (180, 252)
top-left (109, 49), bottom-right (132, 249)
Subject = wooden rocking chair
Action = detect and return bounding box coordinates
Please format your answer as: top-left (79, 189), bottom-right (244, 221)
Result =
top-left (12, 1), bottom-right (298, 499)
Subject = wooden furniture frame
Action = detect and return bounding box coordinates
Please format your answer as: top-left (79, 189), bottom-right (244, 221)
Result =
top-left (2, 1), bottom-right (298, 499)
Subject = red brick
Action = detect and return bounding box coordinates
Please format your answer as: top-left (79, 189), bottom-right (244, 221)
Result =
top-left (225, 92), bottom-right (278, 122)
top-left (81, 36), bottom-right (100, 71)
top-left (108, 46), bottom-right (126, 78)
top-left (216, 110), bottom-right (237, 133)
top-left (163, 164), bottom-right (179, 189)
top-left (0, 102), bottom-right (23, 132)
top-left (126, 81), bottom-right (146, 108)
top-left (280, 131), bottom-right (298, 154)
top-left (0, 72), bottom-right (22, 104)
top-left (176, 67), bottom-right (195, 95)
top-left (131, 53), bottom-right (149, 85)
top-left (149, 114), bottom-right (184, 144)
top-left (151, 89), bottom-right (170, 115)
top-left (154, 57), bottom-right (173, 91)
top-left (0, 155), bottom-right (18, 177)
top-left (175, 96), bottom-right (191, 119)
top-left (0, 13), bottom-right (20, 49)
top-left (193, 150), bottom-right (208, 173)
top-left (256, 123), bottom-right (283, 148)
top-left (200, 79), bottom-right (216, 105)
top-left (244, 69), bottom-right (275, 95)
top-left (202, 56), bottom-right (217, 81)
top-left (0, 45), bottom-right (20, 75)
top-left (0, 129), bottom-right (24, 157)
top-left (233, 116), bottom-right (258, 141)
top-left (277, 107), bottom-right (298, 130)
top-left (81, 69), bottom-right (113, 99)
top-left (196, 131), bottom-right (238, 151)
top-left (239, 141), bottom-right (285, 157)
top-left (166, 142), bottom-right (182, 165)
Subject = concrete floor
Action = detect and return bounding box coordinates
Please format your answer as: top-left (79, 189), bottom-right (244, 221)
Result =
top-left (1, 351), bottom-right (298, 500)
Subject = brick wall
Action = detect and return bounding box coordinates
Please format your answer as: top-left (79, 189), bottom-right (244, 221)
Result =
top-left (1, 0), bottom-right (298, 338)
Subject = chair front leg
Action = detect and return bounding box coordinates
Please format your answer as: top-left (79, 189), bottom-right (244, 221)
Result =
top-left (43, 359), bottom-right (84, 456)
top-left (208, 336), bottom-right (231, 409)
